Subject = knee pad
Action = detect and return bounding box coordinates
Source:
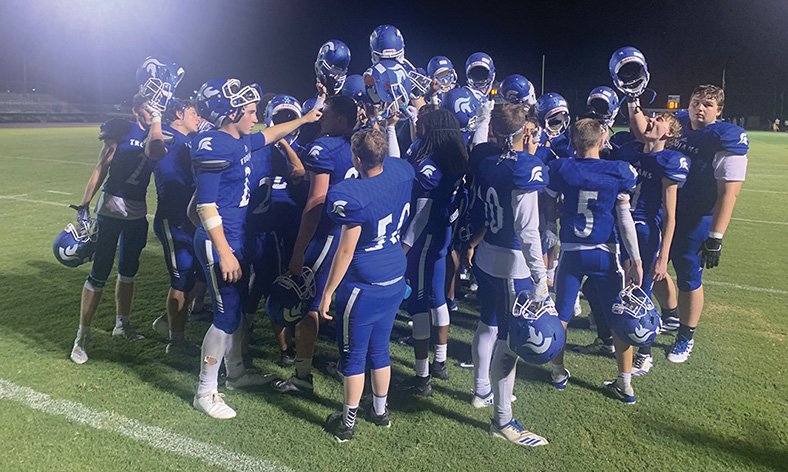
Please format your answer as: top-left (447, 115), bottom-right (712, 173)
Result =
top-left (431, 304), bottom-right (450, 327)
top-left (411, 312), bottom-right (431, 340)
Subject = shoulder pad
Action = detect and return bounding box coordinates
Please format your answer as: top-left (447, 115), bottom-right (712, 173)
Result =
top-left (99, 119), bottom-right (134, 142)
top-left (161, 130), bottom-right (176, 145)
top-left (513, 156), bottom-right (549, 191)
top-left (193, 158), bottom-right (231, 172)
top-left (326, 186), bottom-right (364, 226)
top-left (712, 122), bottom-right (749, 154)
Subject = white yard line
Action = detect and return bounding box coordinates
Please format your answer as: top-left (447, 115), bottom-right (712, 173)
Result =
top-left (0, 154), bottom-right (94, 167)
top-left (705, 280), bottom-right (788, 296)
top-left (0, 195), bottom-right (155, 219)
top-left (731, 217), bottom-right (788, 226)
top-left (742, 189), bottom-right (788, 195)
top-left (47, 190), bottom-right (72, 195)
top-left (0, 379), bottom-right (292, 472)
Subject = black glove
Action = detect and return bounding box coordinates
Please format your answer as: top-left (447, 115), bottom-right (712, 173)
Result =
top-left (699, 237), bottom-right (722, 269)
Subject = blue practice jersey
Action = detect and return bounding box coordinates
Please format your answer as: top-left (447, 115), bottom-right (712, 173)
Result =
top-left (192, 130), bottom-right (257, 249)
top-left (472, 144), bottom-right (548, 250)
top-left (327, 157), bottom-right (415, 283)
top-left (673, 111), bottom-right (749, 216)
top-left (152, 124), bottom-right (194, 223)
top-left (548, 158), bottom-right (637, 247)
top-left (540, 130), bottom-right (573, 158)
top-left (301, 135), bottom-right (356, 238)
top-left (613, 141), bottom-right (690, 222)
top-left (102, 121), bottom-right (151, 202)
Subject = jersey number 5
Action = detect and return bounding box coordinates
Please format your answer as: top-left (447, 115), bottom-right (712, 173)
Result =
top-left (575, 190), bottom-right (598, 238)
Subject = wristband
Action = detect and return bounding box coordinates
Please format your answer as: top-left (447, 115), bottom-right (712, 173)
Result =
top-left (151, 114), bottom-right (162, 124)
top-left (709, 231), bottom-right (724, 239)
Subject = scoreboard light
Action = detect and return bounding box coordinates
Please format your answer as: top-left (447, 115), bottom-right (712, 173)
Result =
top-left (667, 94), bottom-right (680, 110)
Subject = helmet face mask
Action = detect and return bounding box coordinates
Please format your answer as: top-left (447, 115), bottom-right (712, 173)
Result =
top-left (364, 62), bottom-right (412, 120)
top-left (545, 110), bottom-right (570, 137)
top-left (198, 78), bottom-right (260, 128)
top-left (536, 93), bottom-right (570, 138)
top-left (265, 267), bottom-right (316, 327)
top-left (610, 284), bottom-right (663, 347)
top-left (315, 40), bottom-right (352, 95)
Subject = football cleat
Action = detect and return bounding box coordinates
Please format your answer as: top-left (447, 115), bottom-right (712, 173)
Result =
top-left (471, 390), bottom-right (494, 409)
top-left (112, 322), bottom-right (144, 341)
top-left (610, 284), bottom-right (662, 347)
top-left (667, 335), bottom-right (694, 363)
top-left (430, 361), bottom-right (449, 380)
top-left (490, 419), bottom-right (548, 447)
top-left (632, 353), bottom-right (653, 376)
top-left (535, 93), bottom-right (571, 138)
top-left (225, 372), bottom-right (275, 390)
top-left (509, 293), bottom-right (566, 365)
top-left (400, 375), bottom-right (433, 397)
top-left (280, 349), bottom-right (296, 368)
top-left (459, 359), bottom-right (474, 369)
top-left (324, 411), bottom-right (355, 442)
top-left (572, 337), bottom-right (615, 356)
top-left (315, 40), bottom-right (351, 95)
top-left (152, 314), bottom-right (169, 339)
top-left (70, 336), bottom-right (89, 365)
top-left (193, 391), bottom-right (236, 419)
top-left (165, 340), bottom-right (200, 357)
top-left (273, 374), bottom-right (314, 395)
top-left (365, 405), bottom-right (391, 428)
top-left (551, 368), bottom-right (571, 391)
top-left (603, 379), bottom-right (636, 405)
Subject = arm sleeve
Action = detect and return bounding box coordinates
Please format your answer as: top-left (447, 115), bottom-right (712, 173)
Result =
top-left (472, 115), bottom-right (490, 146)
top-left (713, 152), bottom-right (748, 182)
top-left (511, 190), bottom-right (547, 282)
top-left (401, 197), bottom-right (432, 247)
top-left (616, 200), bottom-right (641, 261)
top-left (386, 125), bottom-right (401, 158)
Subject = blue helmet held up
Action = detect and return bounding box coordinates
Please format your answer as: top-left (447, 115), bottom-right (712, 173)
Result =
top-left (441, 86), bottom-right (481, 132)
top-left (370, 24), bottom-right (405, 63)
top-left (609, 46), bottom-right (650, 98)
top-left (535, 92), bottom-right (570, 138)
top-left (315, 40), bottom-right (351, 95)
top-left (500, 74), bottom-right (537, 111)
top-left (465, 52), bottom-right (495, 95)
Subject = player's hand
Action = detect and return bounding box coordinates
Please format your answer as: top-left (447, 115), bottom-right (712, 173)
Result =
top-left (218, 250), bottom-right (242, 283)
top-left (463, 245), bottom-right (475, 269)
top-left (315, 81), bottom-right (328, 97)
top-left (318, 294), bottom-right (333, 321)
top-left (699, 237), bottom-right (722, 269)
top-left (625, 259), bottom-right (643, 287)
top-left (532, 278), bottom-right (549, 303)
top-left (383, 114), bottom-right (400, 128)
top-left (303, 108), bottom-right (322, 124)
top-left (541, 222), bottom-right (559, 251)
top-left (69, 204), bottom-right (91, 226)
top-left (288, 252), bottom-right (305, 277)
top-left (652, 254), bottom-right (669, 281)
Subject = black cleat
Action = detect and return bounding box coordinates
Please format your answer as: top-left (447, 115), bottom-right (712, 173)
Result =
top-left (401, 375), bottom-right (433, 397)
top-left (430, 361), bottom-right (449, 380)
top-left (324, 411), bottom-right (355, 442)
top-left (365, 405), bottom-right (391, 428)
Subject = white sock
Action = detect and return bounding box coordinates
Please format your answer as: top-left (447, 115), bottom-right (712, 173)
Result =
top-left (434, 344), bottom-right (447, 363)
top-left (76, 324), bottom-right (91, 341)
top-left (224, 328), bottom-right (246, 379)
top-left (415, 358), bottom-right (429, 377)
top-left (491, 340), bottom-right (518, 427)
top-left (343, 403), bottom-right (358, 428)
top-left (551, 362), bottom-right (565, 377)
top-left (472, 322), bottom-right (498, 396)
top-left (373, 395), bottom-right (387, 415)
top-left (197, 324), bottom-right (230, 396)
top-left (618, 371), bottom-right (632, 387)
top-left (115, 315), bottom-right (129, 327)
top-left (295, 357), bottom-right (313, 379)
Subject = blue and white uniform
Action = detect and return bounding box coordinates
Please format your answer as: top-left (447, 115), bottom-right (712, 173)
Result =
top-left (547, 158), bottom-right (638, 323)
top-left (89, 119), bottom-right (151, 289)
top-left (326, 158), bottom-right (414, 376)
top-left (470, 143), bottom-right (548, 338)
top-left (151, 124), bottom-right (197, 292)
top-left (301, 135), bottom-right (356, 313)
top-left (614, 141), bottom-right (690, 296)
top-left (670, 111), bottom-right (748, 291)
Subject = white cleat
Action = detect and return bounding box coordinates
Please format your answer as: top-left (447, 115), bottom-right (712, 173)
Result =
top-left (70, 338), bottom-right (88, 365)
top-left (472, 391), bottom-right (516, 408)
top-left (112, 322), bottom-right (145, 341)
top-left (632, 353), bottom-right (654, 376)
top-left (193, 391), bottom-right (236, 419)
top-left (491, 419), bottom-right (549, 447)
top-left (152, 315), bottom-right (169, 339)
top-left (225, 372), bottom-right (275, 390)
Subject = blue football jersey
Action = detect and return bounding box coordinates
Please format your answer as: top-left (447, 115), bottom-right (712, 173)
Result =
top-left (152, 125), bottom-right (194, 222)
top-left (540, 130), bottom-right (574, 158)
top-left (613, 141), bottom-right (690, 221)
top-left (327, 158), bottom-right (415, 283)
top-left (408, 154), bottom-right (465, 233)
top-left (191, 130), bottom-right (255, 248)
top-left (301, 135), bottom-right (356, 238)
top-left (548, 158), bottom-right (637, 246)
top-left (102, 121), bottom-right (152, 204)
top-left (472, 144), bottom-right (548, 250)
top-left (673, 111), bottom-right (749, 216)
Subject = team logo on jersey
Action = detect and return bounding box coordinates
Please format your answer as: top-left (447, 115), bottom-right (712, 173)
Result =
top-left (454, 97), bottom-right (473, 114)
top-left (308, 145), bottom-right (323, 159)
top-left (421, 164), bottom-right (437, 178)
top-left (524, 326), bottom-right (552, 354)
top-left (738, 133), bottom-right (749, 146)
top-left (529, 167), bottom-right (543, 183)
top-left (679, 157), bottom-right (689, 170)
top-left (629, 325), bottom-right (652, 344)
top-left (331, 200), bottom-right (347, 217)
top-left (197, 137), bottom-right (213, 151)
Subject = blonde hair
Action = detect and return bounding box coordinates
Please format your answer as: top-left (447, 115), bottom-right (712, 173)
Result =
top-left (571, 118), bottom-right (606, 153)
top-left (656, 112), bottom-right (683, 146)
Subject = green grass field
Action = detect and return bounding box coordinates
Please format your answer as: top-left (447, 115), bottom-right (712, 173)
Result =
top-left (0, 126), bottom-right (786, 471)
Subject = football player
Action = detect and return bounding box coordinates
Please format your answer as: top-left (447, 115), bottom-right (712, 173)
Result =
top-left (545, 118), bottom-right (643, 404)
top-left (467, 103), bottom-right (549, 446)
top-left (276, 95), bottom-right (359, 395)
top-left (319, 129), bottom-right (414, 442)
top-left (148, 98), bottom-right (204, 354)
top-left (69, 93), bottom-right (155, 365)
top-left (400, 108), bottom-right (469, 394)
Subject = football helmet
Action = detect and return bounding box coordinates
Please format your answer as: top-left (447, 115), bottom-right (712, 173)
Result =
top-left (135, 56), bottom-right (184, 113)
top-left (265, 95), bottom-right (302, 145)
top-left (508, 292), bottom-right (566, 364)
top-left (585, 86), bottom-right (621, 128)
top-left (499, 74), bottom-right (537, 111)
top-left (265, 267), bottom-right (316, 327)
top-left (53, 205), bottom-right (96, 268)
top-left (315, 40), bottom-right (351, 95)
top-left (465, 52), bottom-right (496, 95)
top-left (400, 59), bottom-right (432, 98)
top-left (363, 61), bottom-right (412, 120)
top-left (302, 96), bottom-right (319, 114)
top-left (535, 92), bottom-right (570, 138)
top-left (340, 74), bottom-right (369, 105)
top-left (609, 47), bottom-right (650, 98)
top-left (370, 24), bottom-right (405, 63)
top-left (610, 284), bottom-right (662, 347)
top-left (196, 78), bottom-right (261, 128)
top-left (442, 86), bottom-right (481, 132)
top-left (427, 56), bottom-right (458, 93)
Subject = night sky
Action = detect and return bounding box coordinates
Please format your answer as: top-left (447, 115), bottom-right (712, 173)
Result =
top-left (1, 0), bottom-right (786, 118)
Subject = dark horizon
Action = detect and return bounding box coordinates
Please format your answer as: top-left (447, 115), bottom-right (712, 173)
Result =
top-left (1, 0), bottom-right (786, 119)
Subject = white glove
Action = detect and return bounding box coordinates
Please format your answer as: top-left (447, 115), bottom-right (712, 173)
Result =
top-left (532, 278), bottom-right (549, 303)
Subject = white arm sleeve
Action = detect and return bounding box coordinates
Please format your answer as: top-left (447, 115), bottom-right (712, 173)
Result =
top-left (511, 190), bottom-right (547, 282)
top-left (401, 198), bottom-right (432, 247)
top-left (615, 201), bottom-right (641, 262)
top-left (713, 152), bottom-right (748, 181)
top-left (472, 115), bottom-right (490, 146)
top-left (386, 125), bottom-right (401, 158)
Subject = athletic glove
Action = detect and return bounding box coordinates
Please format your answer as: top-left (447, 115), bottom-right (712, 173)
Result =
top-left (532, 278), bottom-right (549, 303)
top-left (541, 222), bottom-right (559, 250)
top-left (699, 237), bottom-right (722, 269)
